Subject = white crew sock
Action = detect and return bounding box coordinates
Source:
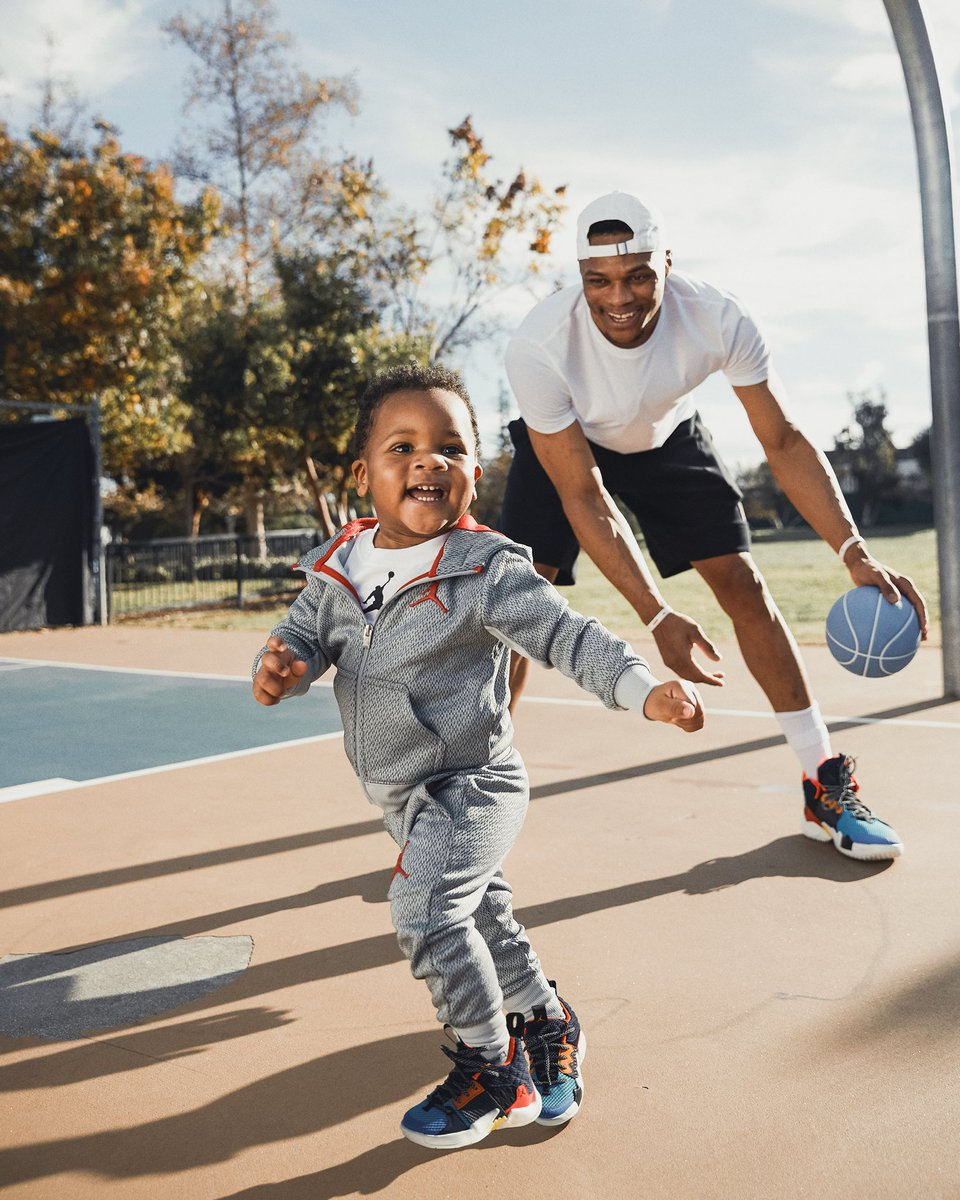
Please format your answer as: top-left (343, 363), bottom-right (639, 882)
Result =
top-left (452, 1012), bottom-right (510, 1064)
top-left (503, 977), bottom-right (565, 1021)
top-left (775, 702), bottom-right (833, 779)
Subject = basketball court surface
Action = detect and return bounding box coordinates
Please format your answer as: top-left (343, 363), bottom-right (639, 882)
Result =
top-left (1, 624), bottom-right (958, 1198)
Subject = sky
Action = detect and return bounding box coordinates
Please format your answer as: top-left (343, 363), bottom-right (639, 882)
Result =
top-left (1, 0), bottom-right (958, 471)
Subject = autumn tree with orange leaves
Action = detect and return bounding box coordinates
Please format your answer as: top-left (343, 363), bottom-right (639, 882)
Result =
top-left (164, 0), bottom-right (361, 310)
top-left (0, 122), bottom-right (218, 521)
top-left (345, 115), bottom-right (567, 363)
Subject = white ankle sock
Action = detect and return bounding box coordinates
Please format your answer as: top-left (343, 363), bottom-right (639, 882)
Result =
top-left (452, 1013), bottom-right (510, 1063)
top-left (503, 977), bottom-right (565, 1021)
top-left (775, 703), bottom-right (832, 779)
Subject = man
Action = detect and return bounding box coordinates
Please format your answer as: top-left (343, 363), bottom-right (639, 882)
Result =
top-left (500, 190), bottom-right (927, 862)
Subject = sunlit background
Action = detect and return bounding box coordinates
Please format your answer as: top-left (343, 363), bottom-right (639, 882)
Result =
top-left (2, 0), bottom-right (958, 469)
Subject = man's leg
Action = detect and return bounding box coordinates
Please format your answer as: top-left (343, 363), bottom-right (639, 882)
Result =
top-left (691, 551), bottom-right (810, 712)
top-left (693, 550), bottom-right (902, 860)
top-left (508, 562), bottom-right (559, 713)
top-left (499, 419), bottom-right (581, 716)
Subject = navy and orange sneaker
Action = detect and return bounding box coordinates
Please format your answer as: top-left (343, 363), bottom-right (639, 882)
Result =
top-left (802, 753), bottom-right (903, 861)
top-left (400, 1014), bottom-right (542, 1150)
top-left (523, 986), bottom-right (585, 1126)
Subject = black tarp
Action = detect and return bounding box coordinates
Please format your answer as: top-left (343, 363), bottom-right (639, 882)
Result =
top-left (0, 418), bottom-right (93, 631)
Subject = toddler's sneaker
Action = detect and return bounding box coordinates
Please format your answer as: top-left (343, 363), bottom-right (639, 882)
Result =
top-left (802, 753), bottom-right (903, 861)
top-left (524, 986), bottom-right (585, 1126)
top-left (400, 1014), bottom-right (541, 1150)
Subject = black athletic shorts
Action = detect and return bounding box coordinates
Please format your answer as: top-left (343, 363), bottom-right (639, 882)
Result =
top-left (500, 414), bottom-right (751, 584)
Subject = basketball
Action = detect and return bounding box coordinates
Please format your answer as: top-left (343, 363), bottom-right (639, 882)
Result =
top-left (825, 585), bottom-right (921, 677)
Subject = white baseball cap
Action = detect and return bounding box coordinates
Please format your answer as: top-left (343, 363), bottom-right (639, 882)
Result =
top-left (576, 191), bottom-right (667, 260)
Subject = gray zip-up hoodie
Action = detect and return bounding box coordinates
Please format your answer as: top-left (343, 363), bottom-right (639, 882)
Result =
top-left (255, 515), bottom-right (659, 810)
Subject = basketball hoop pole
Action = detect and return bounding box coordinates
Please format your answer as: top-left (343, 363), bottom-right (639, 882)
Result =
top-left (882, 0), bottom-right (960, 697)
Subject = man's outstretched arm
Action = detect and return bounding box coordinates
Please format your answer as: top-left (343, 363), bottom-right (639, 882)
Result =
top-left (527, 421), bottom-right (725, 685)
top-left (733, 377), bottom-right (928, 635)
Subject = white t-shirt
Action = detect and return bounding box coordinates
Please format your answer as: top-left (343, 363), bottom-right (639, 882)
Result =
top-left (339, 527), bottom-right (449, 624)
top-left (505, 269), bottom-right (771, 454)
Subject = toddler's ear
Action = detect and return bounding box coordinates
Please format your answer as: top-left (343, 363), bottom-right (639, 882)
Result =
top-left (352, 458), bottom-right (369, 496)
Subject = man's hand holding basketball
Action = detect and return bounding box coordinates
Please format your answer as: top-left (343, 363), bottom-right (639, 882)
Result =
top-left (845, 551), bottom-right (929, 640)
top-left (253, 635), bottom-right (309, 705)
top-left (651, 611), bottom-right (725, 687)
top-left (643, 679), bottom-right (704, 732)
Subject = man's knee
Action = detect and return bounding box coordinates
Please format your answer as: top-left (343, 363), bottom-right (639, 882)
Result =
top-left (695, 553), bottom-right (774, 616)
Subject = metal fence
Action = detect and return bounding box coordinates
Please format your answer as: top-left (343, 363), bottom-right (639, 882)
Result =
top-left (106, 529), bottom-right (322, 618)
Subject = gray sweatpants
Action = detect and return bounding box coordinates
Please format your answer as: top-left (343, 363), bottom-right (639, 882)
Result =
top-left (382, 748), bottom-right (551, 1029)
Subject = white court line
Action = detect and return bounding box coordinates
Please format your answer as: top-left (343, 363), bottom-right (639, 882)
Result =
top-left (519, 695), bottom-right (960, 730)
top-left (0, 656), bottom-right (335, 687)
top-left (0, 731), bottom-right (344, 804)
top-left (0, 778), bottom-right (78, 803)
top-left (706, 706), bottom-right (960, 731)
top-left (2, 657), bottom-right (957, 728)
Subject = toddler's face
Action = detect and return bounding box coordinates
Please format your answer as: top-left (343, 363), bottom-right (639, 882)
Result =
top-left (352, 388), bottom-right (482, 549)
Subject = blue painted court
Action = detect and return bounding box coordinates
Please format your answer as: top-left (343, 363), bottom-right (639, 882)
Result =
top-left (0, 659), bottom-right (343, 794)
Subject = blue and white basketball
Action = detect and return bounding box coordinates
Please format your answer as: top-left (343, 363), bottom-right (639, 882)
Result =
top-left (825, 585), bottom-right (921, 677)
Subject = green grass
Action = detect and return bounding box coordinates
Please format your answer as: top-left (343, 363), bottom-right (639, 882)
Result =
top-left (119, 526), bottom-right (941, 645)
top-left (564, 526), bottom-right (940, 646)
top-left (111, 579), bottom-right (292, 618)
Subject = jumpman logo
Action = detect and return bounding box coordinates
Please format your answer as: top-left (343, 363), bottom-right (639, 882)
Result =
top-left (362, 571), bottom-right (395, 613)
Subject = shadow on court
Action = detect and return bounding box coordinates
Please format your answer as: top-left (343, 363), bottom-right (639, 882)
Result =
top-left (5, 936), bottom-right (960, 1192)
top-left (0, 1007), bottom-right (296, 1090)
top-left (531, 695), bottom-right (955, 800)
top-left (0, 1029), bottom-right (444, 1186)
top-left (219, 1126), bottom-right (569, 1200)
top-left (0, 822), bottom-right (385, 911)
top-left (4, 695), bottom-right (936, 912)
top-left (1, 628), bottom-right (956, 1198)
top-left (0, 834), bottom-right (888, 1062)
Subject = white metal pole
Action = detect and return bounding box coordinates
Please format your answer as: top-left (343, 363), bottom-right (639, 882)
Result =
top-left (882, 0), bottom-right (960, 697)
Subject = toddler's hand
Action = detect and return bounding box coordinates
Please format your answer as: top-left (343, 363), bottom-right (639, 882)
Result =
top-left (253, 635), bottom-right (309, 706)
top-left (642, 680), bottom-right (704, 732)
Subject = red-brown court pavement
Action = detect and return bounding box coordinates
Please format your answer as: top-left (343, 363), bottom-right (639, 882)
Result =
top-left (1, 626), bottom-right (958, 1199)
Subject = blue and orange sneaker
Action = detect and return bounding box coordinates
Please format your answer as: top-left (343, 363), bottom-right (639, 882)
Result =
top-left (523, 986), bottom-right (585, 1126)
top-left (400, 1014), bottom-right (542, 1150)
top-left (802, 753), bottom-right (903, 861)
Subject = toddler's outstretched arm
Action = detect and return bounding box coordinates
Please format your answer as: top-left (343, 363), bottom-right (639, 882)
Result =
top-left (253, 635), bottom-right (309, 706)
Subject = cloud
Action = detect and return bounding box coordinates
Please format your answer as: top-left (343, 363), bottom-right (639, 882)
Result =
top-left (764, 0), bottom-right (960, 107)
top-left (0, 0), bottom-right (152, 116)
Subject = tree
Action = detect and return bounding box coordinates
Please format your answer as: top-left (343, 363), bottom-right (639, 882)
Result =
top-left (164, 5), bottom-right (565, 537)
top-left (736, 460), bottom-right (800, 531)
top-left (831, 390), bottom-right (899, 527)
top-left (165, 0), bottom-right (360, 309)
top-left (275, 250), bottom-right (430, 535)
top-left (345, 116), bottom-right (567, 363)
top-left (0, 121), bottom-right (217, 514)
top-left (173, 282), bottom-right (300, 540)
top-left (909, 426), bottom-right (932, 492)
top-left (472, 383), bottom-right (514, 529)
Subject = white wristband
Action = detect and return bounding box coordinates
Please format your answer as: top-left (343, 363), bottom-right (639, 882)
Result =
top-left (646, 605), bottom-right (673, 631)
top-left (838, 535), bottom-right (864, 562)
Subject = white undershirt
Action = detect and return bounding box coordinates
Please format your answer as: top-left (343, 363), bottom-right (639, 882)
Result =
top-left (340, 527), bottom-right (449, 624)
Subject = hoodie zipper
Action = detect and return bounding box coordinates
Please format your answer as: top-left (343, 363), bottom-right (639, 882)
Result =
top-left (298, 558), bottom-right (484, 782)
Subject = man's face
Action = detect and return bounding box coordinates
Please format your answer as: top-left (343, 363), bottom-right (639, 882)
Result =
top-left (578, 234), bottom-right (672, 349)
